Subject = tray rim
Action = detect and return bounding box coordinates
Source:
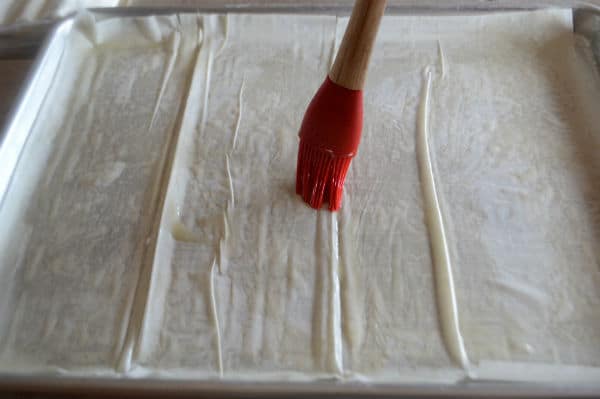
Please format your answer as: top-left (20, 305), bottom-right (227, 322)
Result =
top-left (1, 374), bottom-right (600, 397)
top-left (0, 17), bottom-right (74, 209)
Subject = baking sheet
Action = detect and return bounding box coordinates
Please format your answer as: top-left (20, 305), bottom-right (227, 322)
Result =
top-left (0, 4), bottom-right (600, 396)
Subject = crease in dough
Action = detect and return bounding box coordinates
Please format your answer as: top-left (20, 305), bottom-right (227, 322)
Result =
top-left (218, 208), bottom-right (231, 274)
top-left (231, 78), bottom-right (245, 152)
top-left (193, 16), bottom-right (226, 374)
top-left (209, 258), bottom-right (224, 376)
top-left (437, 40), bottom-right (446, 79)
top-left (219, 35), bottom-right (244, 277)
top-left (416, 66), bottom-right (469, 370)
top-left (216, 14), bottom-right (229, 56)
top-left (218, 79), bottom-right (243, 273)
top-left (150, 31), bottom-right (181, 129)
top-left (225, 154), bottom-right (235, 207)
top-left (198, 16), bottom-right (214, 132)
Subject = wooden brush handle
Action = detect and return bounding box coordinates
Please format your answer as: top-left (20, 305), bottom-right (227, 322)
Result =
top-left (329, 0), bottom-right (387, 91)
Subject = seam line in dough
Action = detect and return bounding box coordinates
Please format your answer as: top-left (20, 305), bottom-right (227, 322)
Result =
top-left (416, 67), bottom-right (469, 370)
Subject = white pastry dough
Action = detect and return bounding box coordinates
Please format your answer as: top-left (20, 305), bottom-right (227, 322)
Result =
top-left (0, 10), bottom-right (599, 385)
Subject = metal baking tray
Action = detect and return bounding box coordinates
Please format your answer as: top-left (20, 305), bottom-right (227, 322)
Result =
top-left (1, 1), bottom-right (600, 397)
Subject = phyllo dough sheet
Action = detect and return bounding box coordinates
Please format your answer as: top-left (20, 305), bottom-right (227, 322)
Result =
top-left (0, 9), bottom-right (599, 385)
top-left (0, 13), bottom-right (202, 372)
top-left (134, 10), bottom-right (600, 382)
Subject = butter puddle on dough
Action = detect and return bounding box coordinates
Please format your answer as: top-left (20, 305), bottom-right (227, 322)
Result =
top-left (416, 67), bottom-right (469, 370)
top-left (171, 221), bottom-right (200, 243)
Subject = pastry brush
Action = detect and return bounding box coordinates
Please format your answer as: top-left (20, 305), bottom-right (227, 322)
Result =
top-left (296, 0), bottom-right (386, 211)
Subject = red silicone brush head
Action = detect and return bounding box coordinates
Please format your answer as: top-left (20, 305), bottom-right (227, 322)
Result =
top-left (295, 77), bottom-right (363, 211)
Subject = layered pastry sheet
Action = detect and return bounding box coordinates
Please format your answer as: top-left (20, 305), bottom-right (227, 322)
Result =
top-left (0, 10), bottom-right (599, 383)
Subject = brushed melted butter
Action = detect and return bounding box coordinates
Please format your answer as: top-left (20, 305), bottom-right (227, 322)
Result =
top-left (416, 67), bottom-right (469, 370)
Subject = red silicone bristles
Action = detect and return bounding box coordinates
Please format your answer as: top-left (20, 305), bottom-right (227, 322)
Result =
top-left (294, 77), bottom-right (363, 211)
top-left (296, 140), bottom-right (352, 211)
